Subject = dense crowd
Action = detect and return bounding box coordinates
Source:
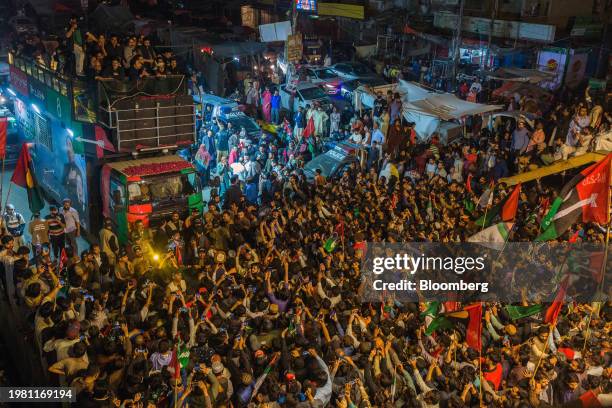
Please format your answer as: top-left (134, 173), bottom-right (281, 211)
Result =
top-left (2, 10), bottom-right (612, 407)
top-left (0, 66), bottom-right (609, 407)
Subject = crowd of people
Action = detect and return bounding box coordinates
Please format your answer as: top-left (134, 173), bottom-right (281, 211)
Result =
top-left (2, 8), bottom-right (612, 408)
top-left (9, 15), bottom-right (190, 85)
top-left (0, 61), bottom-right (609, 407)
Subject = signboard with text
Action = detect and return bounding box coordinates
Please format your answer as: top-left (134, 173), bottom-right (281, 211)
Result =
top-left (9, 66), bottom-right (28, 97)
top-left (286, 33), bottom-right (303, 63)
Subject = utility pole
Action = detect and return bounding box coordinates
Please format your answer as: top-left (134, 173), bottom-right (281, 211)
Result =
top-left (451, 0), bottom-right (465, 88)
top-left (484, 0), bottom-right (498, 70)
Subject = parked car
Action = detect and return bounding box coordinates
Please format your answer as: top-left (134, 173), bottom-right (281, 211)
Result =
top-left (330, 62), bottom-right (378, 80)
top-left (279, 82), bottom-right (332, 113)
top-left (303, 142), bottom-right (360, 181)
top-left (297, 66), bottom-right (342, 94)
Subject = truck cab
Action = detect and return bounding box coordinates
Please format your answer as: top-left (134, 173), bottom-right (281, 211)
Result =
top-left (279, 82), bottom-right (332, 113)
top-left (194, 94), bottom-right (261, 138)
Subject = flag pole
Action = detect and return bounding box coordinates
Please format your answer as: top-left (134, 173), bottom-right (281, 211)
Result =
top-left (478, 346), bottom-right (483, 406)
top-left (0, 158), bottom-right (4, 211)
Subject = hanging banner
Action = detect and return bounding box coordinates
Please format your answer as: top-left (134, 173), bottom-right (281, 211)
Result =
top-left (565, 51), bottom-right (589, 89)
top-left (46, 87), bottom-right (73, 124)
top-left (286, 32), bottom-right (303, 63)
top-left (537, 49), bottom-right (567, 90)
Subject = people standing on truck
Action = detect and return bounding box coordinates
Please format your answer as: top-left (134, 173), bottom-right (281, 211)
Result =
top-left (313, 106), bottom-right (329, 137)
top-left (105, 35), bottom-right (123, 64)
top-left (271, 89), bottom-right (282, 125)
top-left (61, 198), bottom-right (81, 256)
top-left (99, 218), bottom-right (119, 266)
top-left (128, 57), bottom-right (150, 81)
top-left (138, 37), bottom-right (156, 69)
top-left (28, 212), bottom-right (49, 253)
top-left (45, 206), bottom-right (65, 261)
top-left (101, 58), bottom-right (125, 81)
top-left (261, 86), bottom-right (272, 123)
top-left (123, 36), bottom-right (137, 69)
top-left (65, 16), bottom-right (85, 76)
top-left (3, 204), bottom-right (26, 248)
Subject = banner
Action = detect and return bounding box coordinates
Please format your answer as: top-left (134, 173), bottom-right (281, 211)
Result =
top-left (0, 118), bottom-right (7, 159)
top-left (46, 87), bottom-right (73, 124)
top-left (72, 83), bottom-right (97, 123)
top-left (565, 51), bottom-right (588, 89)
top-left (9, 66), bottom-right (28, 97)
top-left (28, 79), bottom-right (47, 108)
top-left (286, 33), bottom-right (303, 63)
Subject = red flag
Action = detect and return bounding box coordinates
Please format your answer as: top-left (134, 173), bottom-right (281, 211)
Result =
top-left (0, 118), bottom-right (7, 160)
top-left (568, 229), bottom-right (582, 243)
top-left (170, 347), bottom-right (181, 380)
top-left (403, 25), bottom-right (419, 35)
top-left (334, 221), bottom-right (345, 238)
top-left (579, 390), bottom-right (603, 408)
top-left (501, 183), bottom-right (521, 222)
top-left (11, 144), bottom-right (32, 188)
top-left (302, 117), bottom-right (315, 138)
top-left (58, 248), bottom-right (68, 271)
top-left (465, 174), bottom-right (473, 193)
top-left (465, 303), bottom-right (482, 351)
top-left (544, 276), bottom-right (569, 325)
top-left (575, 153), bottom-right (611, 224)
top-left (94, 126), bottom-right (116, 159)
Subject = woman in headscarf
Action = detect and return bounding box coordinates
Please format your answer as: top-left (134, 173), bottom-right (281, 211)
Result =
top-left (194, 144), bottom-right (212, 187)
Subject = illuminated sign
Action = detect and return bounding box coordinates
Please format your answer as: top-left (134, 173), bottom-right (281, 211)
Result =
top-left (296, 0), bottom-right (317, 12)
top-left (9, 66), bottom-right (28, 97)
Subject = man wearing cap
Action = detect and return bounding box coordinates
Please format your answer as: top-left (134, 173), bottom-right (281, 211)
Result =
top-left (61, 198), bottom-right (81, 255)
top-left (3, 204), bottom-right (26, 247)
top-left (28, 212), bottom-right (49, 251)
top-left (99, 218), bottom-right (119, 266)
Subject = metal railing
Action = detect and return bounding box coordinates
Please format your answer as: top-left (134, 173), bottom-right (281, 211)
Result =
top-left (98, 103), bottom-right (196, 151)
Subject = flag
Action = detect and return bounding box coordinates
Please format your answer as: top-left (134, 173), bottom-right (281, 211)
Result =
top-left (505, 304), bottom-right (543, 320)
top-left (465, 303), bottom-right (482, 351)
top-left (94, 125), bottom-right (116, 159)
top-left (467, 222), bottom-right (513, 244)
top-left (425, 315), bottom-right (453, 335)
top-left (58, 248), bottom-right (68, 271)
top-left (0, 117), bottom-right (7, 159)
top-left (568, 229), bottom-right (583, 243)
top-left (11, 144), bottom-right (45, 213)
top-left (302, 116), bottom-right (315, 138)
top-left (544, 276), bottom-right (569, 325)
top-left (475, 183), bottom-right (522, 227)
top-left (538, 154), bottom-right (612, 241)
top-left (465, 174), bottom-right (473, 193)
top-left (170, 347), bottom-right (181, 381)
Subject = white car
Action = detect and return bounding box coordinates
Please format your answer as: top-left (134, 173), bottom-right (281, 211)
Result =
top-left (279, 82), bottom-right (332, 112)
top-left (297, 66), bottom-right (342, 94)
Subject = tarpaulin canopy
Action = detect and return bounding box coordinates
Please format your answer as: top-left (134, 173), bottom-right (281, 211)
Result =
top-left (486, 68), bottom-right (556, 84)
top-left (354, 80), bottom-right (502, 142)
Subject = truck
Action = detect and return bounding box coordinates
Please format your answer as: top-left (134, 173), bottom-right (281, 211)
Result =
top-left (8, 53), bottom-right (203, 243)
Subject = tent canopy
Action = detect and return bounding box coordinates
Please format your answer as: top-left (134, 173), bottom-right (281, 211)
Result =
top-left (486, 68), bottom-right (556, 84)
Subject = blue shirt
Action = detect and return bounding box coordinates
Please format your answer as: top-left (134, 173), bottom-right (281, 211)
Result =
top-left (271, 95), bottom-right (281, 109)
top-left (511, 128), bottom-right (530, 152)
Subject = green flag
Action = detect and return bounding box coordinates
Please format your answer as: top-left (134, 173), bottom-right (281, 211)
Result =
top-left (505, 304), bottom-right (543, 320)
top-left (425, 316), bottom-right (453, 335)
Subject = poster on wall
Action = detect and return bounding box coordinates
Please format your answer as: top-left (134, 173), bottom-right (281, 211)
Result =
top-left (286, 32), bottom-right (303, 63)
top-left (72, 83), bottom-right (97, 123)
top-left (565, 51), bottom-right (588, 89)
top-left (296, 0), bottom-right (317, 12)
top-left (9, 66), bottom-right (28, 96)
top-left (537, 49), bottom-right (567, 90)
top-left (13, 98), bottom-right (34, 140)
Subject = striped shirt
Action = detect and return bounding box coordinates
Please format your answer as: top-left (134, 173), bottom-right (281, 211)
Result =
top-left (45, 214), bottom-right (65, 236)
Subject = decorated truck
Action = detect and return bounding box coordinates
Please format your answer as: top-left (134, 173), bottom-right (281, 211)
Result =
top-left (8, 53), bottom-right (203, 243)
